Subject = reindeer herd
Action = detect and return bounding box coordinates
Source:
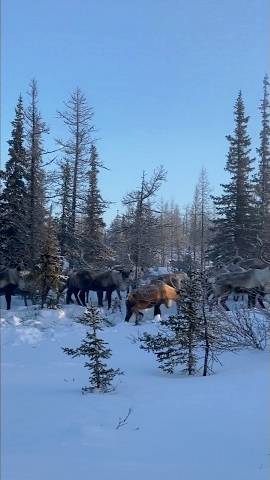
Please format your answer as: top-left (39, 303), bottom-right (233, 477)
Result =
top-left (207, 254), bottom-right (270, 310)
top-left (1, 252), bottom-right (270, 319)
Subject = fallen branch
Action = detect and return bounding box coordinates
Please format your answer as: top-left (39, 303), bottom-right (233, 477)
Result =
top-left (115, 408), bottom-right (132, 430)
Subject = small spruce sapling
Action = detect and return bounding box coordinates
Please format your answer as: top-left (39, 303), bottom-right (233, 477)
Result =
top-left (140, 274), bottom-right (203, 375)
top-left (35, 207), bottom-right (61, 308)
top-left (63, 306), bottom-right (123, 393)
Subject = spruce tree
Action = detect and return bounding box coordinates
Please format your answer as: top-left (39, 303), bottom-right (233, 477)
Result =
top-left (63, 306), bottom-right (123, 393)
top-left (81, 144), bottom-right (108, 267)
top-left (35, 207), bottom-right (61, 308)
top-left (257, 75), bottom-right (270, 251)
top-left (0, 95), bottom-right (28, 266)
top-left (25, 79), bottom-right (49, 269)
top-left (140, 273), bottom-right (227, 376)
top-left (140, 275), bottom-right (203, 375)
top-left (211, 92), bottom-right (256, 261)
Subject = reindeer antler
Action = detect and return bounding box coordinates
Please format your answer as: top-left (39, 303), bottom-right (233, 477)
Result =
top-left (257, 236), bottom-right (270, 265)
top-left (79, 250), bottom-right (91, 269)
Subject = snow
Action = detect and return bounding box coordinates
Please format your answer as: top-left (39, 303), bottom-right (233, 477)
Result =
top-left (1, 301), bottom-right (270, 480)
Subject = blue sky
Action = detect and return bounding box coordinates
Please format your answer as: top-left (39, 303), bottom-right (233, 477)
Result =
top-left (2, 0), bottom-right (269, 224)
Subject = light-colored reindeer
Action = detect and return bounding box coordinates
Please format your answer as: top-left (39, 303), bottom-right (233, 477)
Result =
top-left (210, 267), bottom-right (270, 310)
top-left (208, 242), bottom-right (270, 310)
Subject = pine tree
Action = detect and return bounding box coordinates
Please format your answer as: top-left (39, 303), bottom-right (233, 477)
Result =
top-left (81, 144), bottom-right (108, 267)
top-left (0, 95), bottom-right (28, 266)
top-left (257, 75), bottom-right (270, 251)
top-left (63, 306), bottom-right (123, 393)
top-left (140, 275), bottom-right (203, 375)
top-left (211, 92), bottom-right (257, 261)
top-left (35, 207), bottom-right (61, 308)
top-left (25, 79), bottom-right (49, 268)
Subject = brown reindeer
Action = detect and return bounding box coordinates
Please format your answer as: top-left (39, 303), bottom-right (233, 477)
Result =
top-left (125, 283), bottom-right (181, 322)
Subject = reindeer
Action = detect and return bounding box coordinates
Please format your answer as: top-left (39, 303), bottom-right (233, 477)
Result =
top-left (211, 260), bottom-right (246, 301)
top-left (125, 283), bottom-right (181, 322)
top-left (0, 267), bottom-right (26, 309)
top-left (65, 268), bottom-right (132, 309)
top-left (210, 267), bottom-right (270, 310)
top-left (150, 272), bottom-right (188, 290)
top-left (65, 270), bottom-right (93, 305)
top-left (210, 241), bottom-right (270, 308)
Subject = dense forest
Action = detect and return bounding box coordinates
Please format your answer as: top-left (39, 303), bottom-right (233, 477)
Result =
top-left (1, 76), bottom-right (270, 287)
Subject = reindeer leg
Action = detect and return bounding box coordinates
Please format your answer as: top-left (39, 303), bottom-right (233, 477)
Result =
top-left (75, 289), bottom-right (83, 305)
top-left (135, 312), bottom-right (144, 325)
top-left (257, 294), bottom-right (266, 309)
top-left (248, 291), bottom-right (256, 309)
top-left (116, 288), bottom-right (122, 301)
top-left (5, 290), bottom-right (12, 310)
top-left (154, 303), bottom-right (162, 317)
top-left (107, 289), bottom-right (113, 309)
top-left (66, 288), bottom-right (73, 304)
top-left (97, 290), bottom-right (103, 307)
top-left (220, 294), bottom-right (230, 311)
top-left (125, 300), bottom-right (133, 322)
top-left (77, 290), bottom-right (86, 306)
top-left (125, 310), bottom-right (133, 322)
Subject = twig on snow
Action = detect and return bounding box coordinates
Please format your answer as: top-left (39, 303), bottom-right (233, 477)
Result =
top-left (115, 408), bottom-right (132, 430)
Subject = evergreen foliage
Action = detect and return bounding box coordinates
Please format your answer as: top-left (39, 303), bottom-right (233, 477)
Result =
top-left (63, 306), bottom-right (123, 393)
top-left (140, 274), bottom-right (203, 375)
top-left (25, 79), bottom-right (49, 268)
top-left (211, 92), bottom-right (257, 261)
top-left (106, 212), bottom-right (131, 265)
top-left (57, 88), bottom-right (95, 260)
top-left (35, 207), bottom-right (61, 308)
top-left (190, 169), bottom-right (212, 271)
top-left (81, 144), bottom-right (108, 267)
top-left (122, 167), bottom-right (166, 284)
top-left (257, 75), bottom-right (270, 251)
top-left (57, 160), bottom-right (73, 257)
top-left (140, 272), bottom-right (228, 376)
top-left (2, 78), bottom-right (270, 309)
top-left (0, 95), bottom-right (28, 266)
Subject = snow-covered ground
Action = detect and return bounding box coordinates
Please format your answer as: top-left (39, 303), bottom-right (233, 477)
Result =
top-left (1, 300), bottom-right (270, 480)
